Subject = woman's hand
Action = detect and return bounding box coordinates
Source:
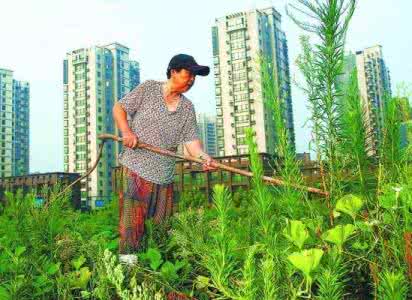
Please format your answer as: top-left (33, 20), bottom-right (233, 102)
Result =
top-left (122, 130), bottom-right (139, 149)
top-left (200, 153), bottom-right (218, 171)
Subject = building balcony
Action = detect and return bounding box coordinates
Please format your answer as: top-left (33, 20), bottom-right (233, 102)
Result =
top-left (73, 56), bottom-right (88, 65)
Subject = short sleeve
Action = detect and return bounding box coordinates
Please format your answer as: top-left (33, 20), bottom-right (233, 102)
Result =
top-left (118, 81), bottom-right (146, 115)
top-left (180, 103), bottom-right (199, 144)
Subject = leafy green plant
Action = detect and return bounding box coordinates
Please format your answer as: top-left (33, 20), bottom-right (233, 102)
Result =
top-left (159, 260), bottom-right (188, 284)
top-left (139, 248), bottom-right (163, 271)
top-left (101, 249), bottom-right (164, 300)
top-left (0, 245), bottom-right (28, 299)
top-left (376, 270), bottom-right (409, 300)
top-left (68, 255), bottom-right (91, 290)
top-left (261, 254), bottom-right (279, 300)
top-left (322, 224), bottom-right (356, 252)
top-left (316, 255), bottom-right (347, 300)
top-left (0, 286), bottom-right (10, 300)
top-left (177, 186), bottom-right (208, 212)
top-left (239, 244), bottom-right (259, 299)
top-left (288, 0), bottom-right (356, 200)
top-left (203, 184), bottom-right (239, 298)
top-left (378, 96), bottom-right (404, 185)
top-left (288, 248), bottom-right (324, 295)
top-left (139, 247), bottom-right (189, 286)
top-left (335, 194), bottom-right (364, 220)
top-left (32, 261), bottom-right (60, 296)
top-left (260, 53), bottom-right (306, 216)
top-left (245, 128), bottom-right (278, 245)
top-left (283, 219), bottom-right (309, 250)
top-left (339, 68), bottom-right (375, 199)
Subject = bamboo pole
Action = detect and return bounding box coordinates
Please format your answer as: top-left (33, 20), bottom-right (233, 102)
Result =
top-left (98, 133), bottom-right (329, 197)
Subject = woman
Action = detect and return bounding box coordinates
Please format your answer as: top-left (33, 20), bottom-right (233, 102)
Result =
top-left (113, 54), bottom-right (217, 265)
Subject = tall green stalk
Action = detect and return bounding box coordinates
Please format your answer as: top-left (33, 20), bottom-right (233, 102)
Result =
top-left (340, 68), bottom-right (374, 199)
top-left (378, 93), bottom-right (409, 186)
top-left (261, 254), bottom-right (279, 299)
top-left (316, 253), bottom-right (347, 300)
top-left (260, 54), bottom-right (307, 218)
top-left (207, 184), bottom-right (238, 298)
top-left (245, 128), bottom-right (277, 244)
top-left (376, 270), bottom-right (409, 300)
top-left (288, 0), bottom-right (356, 202)
top-left (296, 36), bottom-right (333, 224)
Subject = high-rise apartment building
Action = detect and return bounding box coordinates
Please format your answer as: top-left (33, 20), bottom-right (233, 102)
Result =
top-left (12, 80), bottom-right (30, 175)
top-left (129, 61), bottom-right (140, 90)
top-left (197, 113), bottom-right (217, 157)
top-left (344, 45), bottom-right (391, 153)
top-left (0, 68), bottom-right (30, 177)
top-left (212, 7), bottom-right (295, 156)
top-left (63, 43), bottom-right (140, 208)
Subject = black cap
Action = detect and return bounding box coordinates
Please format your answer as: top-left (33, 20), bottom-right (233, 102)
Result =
top-left (167, 54), bottom-right (210, 76)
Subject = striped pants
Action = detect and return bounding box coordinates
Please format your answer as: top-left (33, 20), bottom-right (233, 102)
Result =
top-left (118, 167), bottom-right (174, 254)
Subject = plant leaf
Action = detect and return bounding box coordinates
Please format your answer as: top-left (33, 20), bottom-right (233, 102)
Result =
top-left (351, 241), bottom-right (368, 250)
top-left (288, 248), bottom-right (323, 278)
top-left (46, 262), bottom-right (60, 275)
top-left (378, 194), bottom-right (396, 210)
top-left (78, 267), bottom-right (91, 289)
top-left (283, 219), bottom-right (309, 250)
top-left (140, 248), bottom-right (163, 271)
top-left (160, 261), bottom-right (179, 282)
top-left (336, 194), bottom-right (364, 219)
top-left (195, 275), bottom-right (210, 289)
top-left (71, 255), bottom-right (86, 271)
top-left (15, 246), bottom-right (26, 257)
top-left (322, 224), bottom-right (356, 248)
top-left (106, 239), bottom-right (118, 251)
top-left (34, 274), bottom-right (49, 287)
top-left (173, 259), bottom-right (187, 272)
top-left (0, 285), bottom-right (10, 300)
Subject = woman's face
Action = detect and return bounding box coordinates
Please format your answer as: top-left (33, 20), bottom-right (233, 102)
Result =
top-left (171, 69), bottom-right (196, 93)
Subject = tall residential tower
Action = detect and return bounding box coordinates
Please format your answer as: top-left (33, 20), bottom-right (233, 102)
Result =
top-left (0, 68), bottom-right (30, 177)
top-left (197, 113), bottom-right (217, 157)
top-left (63, 43), bottom-right (140, 208)
top-left (344, 45), bottom-right (391, 153)
top-left (212, 7), bottom-right (295, 156)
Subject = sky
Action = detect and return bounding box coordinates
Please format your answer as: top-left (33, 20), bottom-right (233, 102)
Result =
top-left (0, 0), bottom-right (411, 173)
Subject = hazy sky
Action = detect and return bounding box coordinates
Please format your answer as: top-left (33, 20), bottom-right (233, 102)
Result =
top-left (0, 0), bottom-right (411, 173)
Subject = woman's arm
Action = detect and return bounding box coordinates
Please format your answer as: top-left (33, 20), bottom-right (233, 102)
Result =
top-left (184, 139), bottom-right (218, 170)
top-left (113, 103), bottom-right (138, 149)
